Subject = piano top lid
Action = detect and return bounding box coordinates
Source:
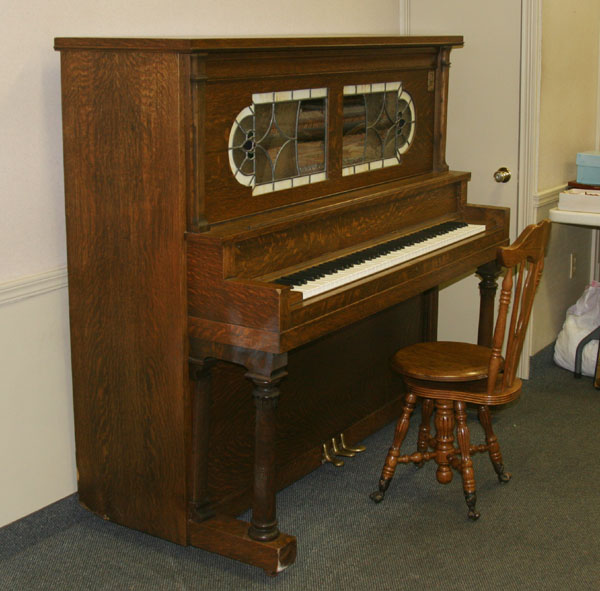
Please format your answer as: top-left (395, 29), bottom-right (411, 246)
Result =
top-left (54, 35), bottom-right (464, 52)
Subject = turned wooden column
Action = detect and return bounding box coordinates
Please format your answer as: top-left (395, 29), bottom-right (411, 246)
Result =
top-left (245, 368), bottom-right (287, 542)
top-left (434, 399), bottom-right (455, 484)
top-left (476, 261), bottom-right (502, 347)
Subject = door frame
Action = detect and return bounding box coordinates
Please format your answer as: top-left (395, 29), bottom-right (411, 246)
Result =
top-left (517, 0), bottom-right (542, 377)
top-left (400, 0), bottom-right (542, 377)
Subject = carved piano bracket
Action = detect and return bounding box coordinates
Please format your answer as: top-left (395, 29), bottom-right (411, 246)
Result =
top-left (321, 433), bottom-right (366, 467)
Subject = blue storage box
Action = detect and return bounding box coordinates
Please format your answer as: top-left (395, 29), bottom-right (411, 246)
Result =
top-left (577, 151), bottom-right (600, 185)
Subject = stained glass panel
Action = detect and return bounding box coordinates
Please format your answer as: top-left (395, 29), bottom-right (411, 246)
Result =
top-left (228, 89), bottom-right (327, 195)
top-left (342, 83), bottom-right (415, 176)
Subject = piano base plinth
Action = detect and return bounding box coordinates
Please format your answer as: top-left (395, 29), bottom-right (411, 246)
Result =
top-left (188, 514), bottom-right (297, 575)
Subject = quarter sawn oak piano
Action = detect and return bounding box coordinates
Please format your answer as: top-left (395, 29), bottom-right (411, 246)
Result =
top-left (55, 36), bottom-right (509, 574)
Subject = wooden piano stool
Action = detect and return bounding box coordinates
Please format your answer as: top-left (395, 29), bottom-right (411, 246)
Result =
top-left (55, 36), bottom-right (509, 573)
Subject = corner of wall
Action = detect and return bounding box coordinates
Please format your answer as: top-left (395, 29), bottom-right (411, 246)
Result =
top-left (0, 269), bottom-right (76, 528)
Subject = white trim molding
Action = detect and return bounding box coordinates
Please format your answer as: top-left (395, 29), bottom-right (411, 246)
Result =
top-left (399, 0), bottom-right (410, 35)
top-left (518, 0), bottom-right (542, 379)
top-left (0, 267), bottom-right (68, 306)
top-left (533, 184), bottom-right (566, 209)
top-left (518, 0), bottom-right (542, 231)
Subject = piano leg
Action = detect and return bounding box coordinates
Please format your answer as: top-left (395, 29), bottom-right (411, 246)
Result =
top-left (245, 368), bottom-right (287, 542)
top-left (476, 261), bottom-right (502, 348)
top-left (421, 286), bottom-right (439, 341)
top-left (187, 343), bottom-right (297, 575)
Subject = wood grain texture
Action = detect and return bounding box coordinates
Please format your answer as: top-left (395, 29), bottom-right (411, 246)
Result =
top-left (193, 297), bottom-right (421, 515)
top-left (61, 49), bottom-right (189, 543)
top-left (188, 514), bottom-right (296, 575)
top-left (392, 342), bottom-right (492, 381)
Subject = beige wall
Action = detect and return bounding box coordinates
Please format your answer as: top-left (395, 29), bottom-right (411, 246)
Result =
top-left (0, 284), bottom-right (75, 528)
top-left (532, 1), bottom-right (600, 354)
top-left (0, 0), bottom-right (400, 528)
top-left (538, 1), bottom-right (600, 188)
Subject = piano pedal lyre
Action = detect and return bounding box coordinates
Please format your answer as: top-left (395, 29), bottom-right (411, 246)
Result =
top-left (321, 443), bottom-right (344, 467)
top-left (321, 433), bottom-right (366, 466)
top-left (340, 432), bottom-right (366, 454)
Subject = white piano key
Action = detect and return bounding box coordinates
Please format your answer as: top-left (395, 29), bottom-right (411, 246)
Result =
top-left (293, 224), bottom-right (486, 300)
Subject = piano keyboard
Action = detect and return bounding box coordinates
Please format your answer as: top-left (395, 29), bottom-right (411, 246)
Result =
top-left (275, 221), bottom-right (486, 300)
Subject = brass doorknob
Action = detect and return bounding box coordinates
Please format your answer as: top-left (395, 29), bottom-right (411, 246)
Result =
top-left (493, 167), bottom-right (511, 183)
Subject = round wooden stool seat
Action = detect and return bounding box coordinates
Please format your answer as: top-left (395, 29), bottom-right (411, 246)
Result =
top-left (391, 341), bottom-right (493, 382)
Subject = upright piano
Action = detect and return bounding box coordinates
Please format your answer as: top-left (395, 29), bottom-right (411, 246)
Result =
top-left (55, 36), bottom-right (509, 574)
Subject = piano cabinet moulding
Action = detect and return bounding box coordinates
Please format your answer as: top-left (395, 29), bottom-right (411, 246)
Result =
top-left (55, 36), bottom-right (509, 574)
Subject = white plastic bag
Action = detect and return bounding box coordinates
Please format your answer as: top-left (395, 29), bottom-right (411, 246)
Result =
top-left (554, 281), bottom-right (600, 376)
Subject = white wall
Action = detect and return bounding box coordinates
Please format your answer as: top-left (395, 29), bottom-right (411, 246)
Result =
top-left (0, 0), bottom-right (399, 527)
top-left (0, 279), bottom-right (75, 528)
top-left (538, 0), bottom-right (600, 189)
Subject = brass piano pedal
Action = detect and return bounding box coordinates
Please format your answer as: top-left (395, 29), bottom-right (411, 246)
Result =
top-left (339, 433), bottom-right (366, 454)
top-left (331, 437), bottom-right (355, 458)
top-left (321, 443), bottom-right (344, 467)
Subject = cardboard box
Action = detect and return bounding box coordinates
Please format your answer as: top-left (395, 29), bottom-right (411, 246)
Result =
top-left (558, 187), bottom-right (600, 212)
top-left (577, 151), bottom-right (600, 185)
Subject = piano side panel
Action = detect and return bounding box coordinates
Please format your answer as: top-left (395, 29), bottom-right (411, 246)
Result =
top-left (187, 235), bottom-right (296, 331)
top-left (203, 296), bottom-right (426, 515)
top-left (60, 49), bottom-right (190, 544)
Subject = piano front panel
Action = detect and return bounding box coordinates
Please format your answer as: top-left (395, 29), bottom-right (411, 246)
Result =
top-left (193, 294), bottom-right (426, 515)
top-left (197, 48), bottom-right (445, 225)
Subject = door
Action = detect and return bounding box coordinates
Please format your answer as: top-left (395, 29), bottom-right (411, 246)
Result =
top-left (407, 0), bottom-right (523, 343)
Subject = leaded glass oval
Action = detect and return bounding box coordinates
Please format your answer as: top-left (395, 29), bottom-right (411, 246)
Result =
top-left (228, 89), bottom-right (327, 195)
top-left (342, 82), bottom-right (416, 176)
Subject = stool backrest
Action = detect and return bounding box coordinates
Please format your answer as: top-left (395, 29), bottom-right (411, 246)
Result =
top-left (487, 219), bottom-right (551, 395)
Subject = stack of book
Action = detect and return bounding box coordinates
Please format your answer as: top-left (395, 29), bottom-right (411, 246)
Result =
top-left (558, 181), bottom-right (600, 213)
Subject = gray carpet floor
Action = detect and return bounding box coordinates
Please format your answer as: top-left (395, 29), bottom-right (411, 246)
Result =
top-left (1, 345), bottom-right (599, 590)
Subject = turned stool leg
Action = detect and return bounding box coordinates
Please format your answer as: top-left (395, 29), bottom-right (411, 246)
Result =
top-left (370, 392), bottom-right (418, 503)
top-left (416, 398), bottom-right (434, 468)
top-left (455, 401), bottom-right (479, 520)
top-left (433, 399), bottom-right (455, 485)
top-left (478, 405), bottom-right (511, 483)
